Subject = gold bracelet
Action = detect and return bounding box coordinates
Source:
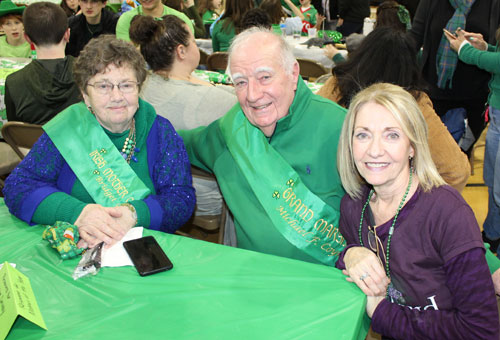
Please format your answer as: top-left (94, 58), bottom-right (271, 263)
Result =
top-left (121, 203), bottom-right (138, 227)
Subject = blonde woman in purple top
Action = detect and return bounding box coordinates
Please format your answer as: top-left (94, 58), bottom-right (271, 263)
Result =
top-left (336, 83), bottom-right (499, 339)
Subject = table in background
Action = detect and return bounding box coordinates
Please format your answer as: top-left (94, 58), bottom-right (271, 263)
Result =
top-left (0, 58), bottom-right (31, 137)
top-left (194, 69), bottom-right (324, 94)
top-left (0, 199), bottom-right (369, 339)
top-left (284, 35), bottom-right (336, 69)
top-left (196, 36), bottom-right (338, 70)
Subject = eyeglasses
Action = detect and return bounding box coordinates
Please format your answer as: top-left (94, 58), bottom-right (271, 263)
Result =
top-left (87, 81), bottom-right (139, 95)
top-left (367, 225), bottom-right (386, 266)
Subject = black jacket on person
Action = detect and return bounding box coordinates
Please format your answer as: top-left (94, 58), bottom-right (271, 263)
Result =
top-left (312, 0), bottom-right (339, 19)
top-left (5, 57), bottom-right (81, 125)
top-left (66, 8), bottom-right (119, 57)
top-left (338, 0), bottom-right (370, 23)
top-left (409, 0), bottom-right (500, 143)
top-left (409, 0), bottom-right (500, 102)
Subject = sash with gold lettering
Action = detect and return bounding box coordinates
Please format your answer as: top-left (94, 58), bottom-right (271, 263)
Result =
top-left (220, 106), bottom-right (345, 266)
top-left (43, 102), bottom-right (151, 206)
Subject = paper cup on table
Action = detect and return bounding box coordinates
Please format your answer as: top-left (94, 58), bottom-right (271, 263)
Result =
top-left (293, 28), bottom-right (301, 39)
top-left (308, 28), bottom-right (317, 38)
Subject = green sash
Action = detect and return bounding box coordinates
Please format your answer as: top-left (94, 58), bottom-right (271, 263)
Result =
top-left (44, 102), bottom-right (151, 206)
top-left (220, 107), bottom-right (345, 266)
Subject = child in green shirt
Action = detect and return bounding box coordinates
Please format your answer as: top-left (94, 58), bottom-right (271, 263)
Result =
top-left (0, 0), bottom-right (31, 58)
top-left (283, 0), bottom-right (323, 34)
top-left (199, 0), bottom-right (222, 22)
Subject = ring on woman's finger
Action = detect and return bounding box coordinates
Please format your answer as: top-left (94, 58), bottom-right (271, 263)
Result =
top-left (359, 273), bottom-right (370, 281)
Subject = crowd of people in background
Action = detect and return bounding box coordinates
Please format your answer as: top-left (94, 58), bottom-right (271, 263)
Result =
top-left (0, 0), bottom-right (375, 57)
top-left (3, 0), bottom-right (500, 338)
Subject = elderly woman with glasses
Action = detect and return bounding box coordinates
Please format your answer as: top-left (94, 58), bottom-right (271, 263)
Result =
top-left (336, 83), bottom-right (499, 338)
top-left (4, 35), bottom-right (195, 249)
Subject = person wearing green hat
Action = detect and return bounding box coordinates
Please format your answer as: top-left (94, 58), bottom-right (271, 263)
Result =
top-left (0, 0), bottom-right (30, 58)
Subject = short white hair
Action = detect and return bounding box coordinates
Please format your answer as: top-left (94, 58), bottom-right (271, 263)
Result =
top-left (227, 27), bottom-right (296, 76)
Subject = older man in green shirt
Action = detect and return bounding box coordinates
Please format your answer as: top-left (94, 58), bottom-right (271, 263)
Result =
top-left (116, 0), bottom-right (194, 41)
top-left (180, 27), bottom-right (347, 265)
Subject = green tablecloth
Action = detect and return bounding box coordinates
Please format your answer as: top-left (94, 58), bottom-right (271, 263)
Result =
top-left (0, 199), bottom-right (369, 339)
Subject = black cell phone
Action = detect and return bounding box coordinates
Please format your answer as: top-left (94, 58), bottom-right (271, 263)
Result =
top-left (123, 236), bottom-right (173, 276)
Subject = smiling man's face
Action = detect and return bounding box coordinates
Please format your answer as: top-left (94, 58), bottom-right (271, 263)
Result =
top-left (230, 33), bottom-right (299, 137)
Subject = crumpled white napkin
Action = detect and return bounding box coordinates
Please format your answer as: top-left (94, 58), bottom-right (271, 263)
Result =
top-left (101, 227), bottom-right (143, 267)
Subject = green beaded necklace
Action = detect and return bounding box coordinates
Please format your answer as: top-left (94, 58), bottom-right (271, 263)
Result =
top-left (120, 118), bottom-right (137, 164)
top-left (358, 169), bottom-right (413, 284)
top-left (87, 104), bottom-right (138, 163)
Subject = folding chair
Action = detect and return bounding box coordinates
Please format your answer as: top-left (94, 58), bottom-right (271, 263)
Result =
top-left (176, 166), bottom-right (227, 244)
top-left (199, 49), bottom-right (209, 67)
top-left (0, 142), bottom-right (21, 190)
top-left (296, 58), bottom-right (329, 81)
top-left (1, 122), bottom-right (44, 160)
top-left (206, 52), bottom-right (229, 72)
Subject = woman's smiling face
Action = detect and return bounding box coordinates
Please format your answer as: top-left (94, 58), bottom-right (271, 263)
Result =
top-left (352, 101), bottom-right (414, 191)
top-left (83, 64), bottom-right (139, 133)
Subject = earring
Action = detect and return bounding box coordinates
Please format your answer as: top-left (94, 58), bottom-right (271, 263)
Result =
top-left (87, 105), bottom-right (95, 115)
top-left (409, 156), bottom-right (414, 172)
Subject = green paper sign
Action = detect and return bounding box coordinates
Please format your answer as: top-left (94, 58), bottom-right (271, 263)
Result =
top-left (0, 262), bottom-right (47, 340)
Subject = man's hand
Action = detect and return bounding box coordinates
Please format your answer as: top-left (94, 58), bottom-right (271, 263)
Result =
top-left (343, 247), bottom-right (390, 296)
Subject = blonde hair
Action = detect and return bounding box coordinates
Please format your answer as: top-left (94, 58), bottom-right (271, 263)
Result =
top-left (338, 83), bottom-right (446, 199)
